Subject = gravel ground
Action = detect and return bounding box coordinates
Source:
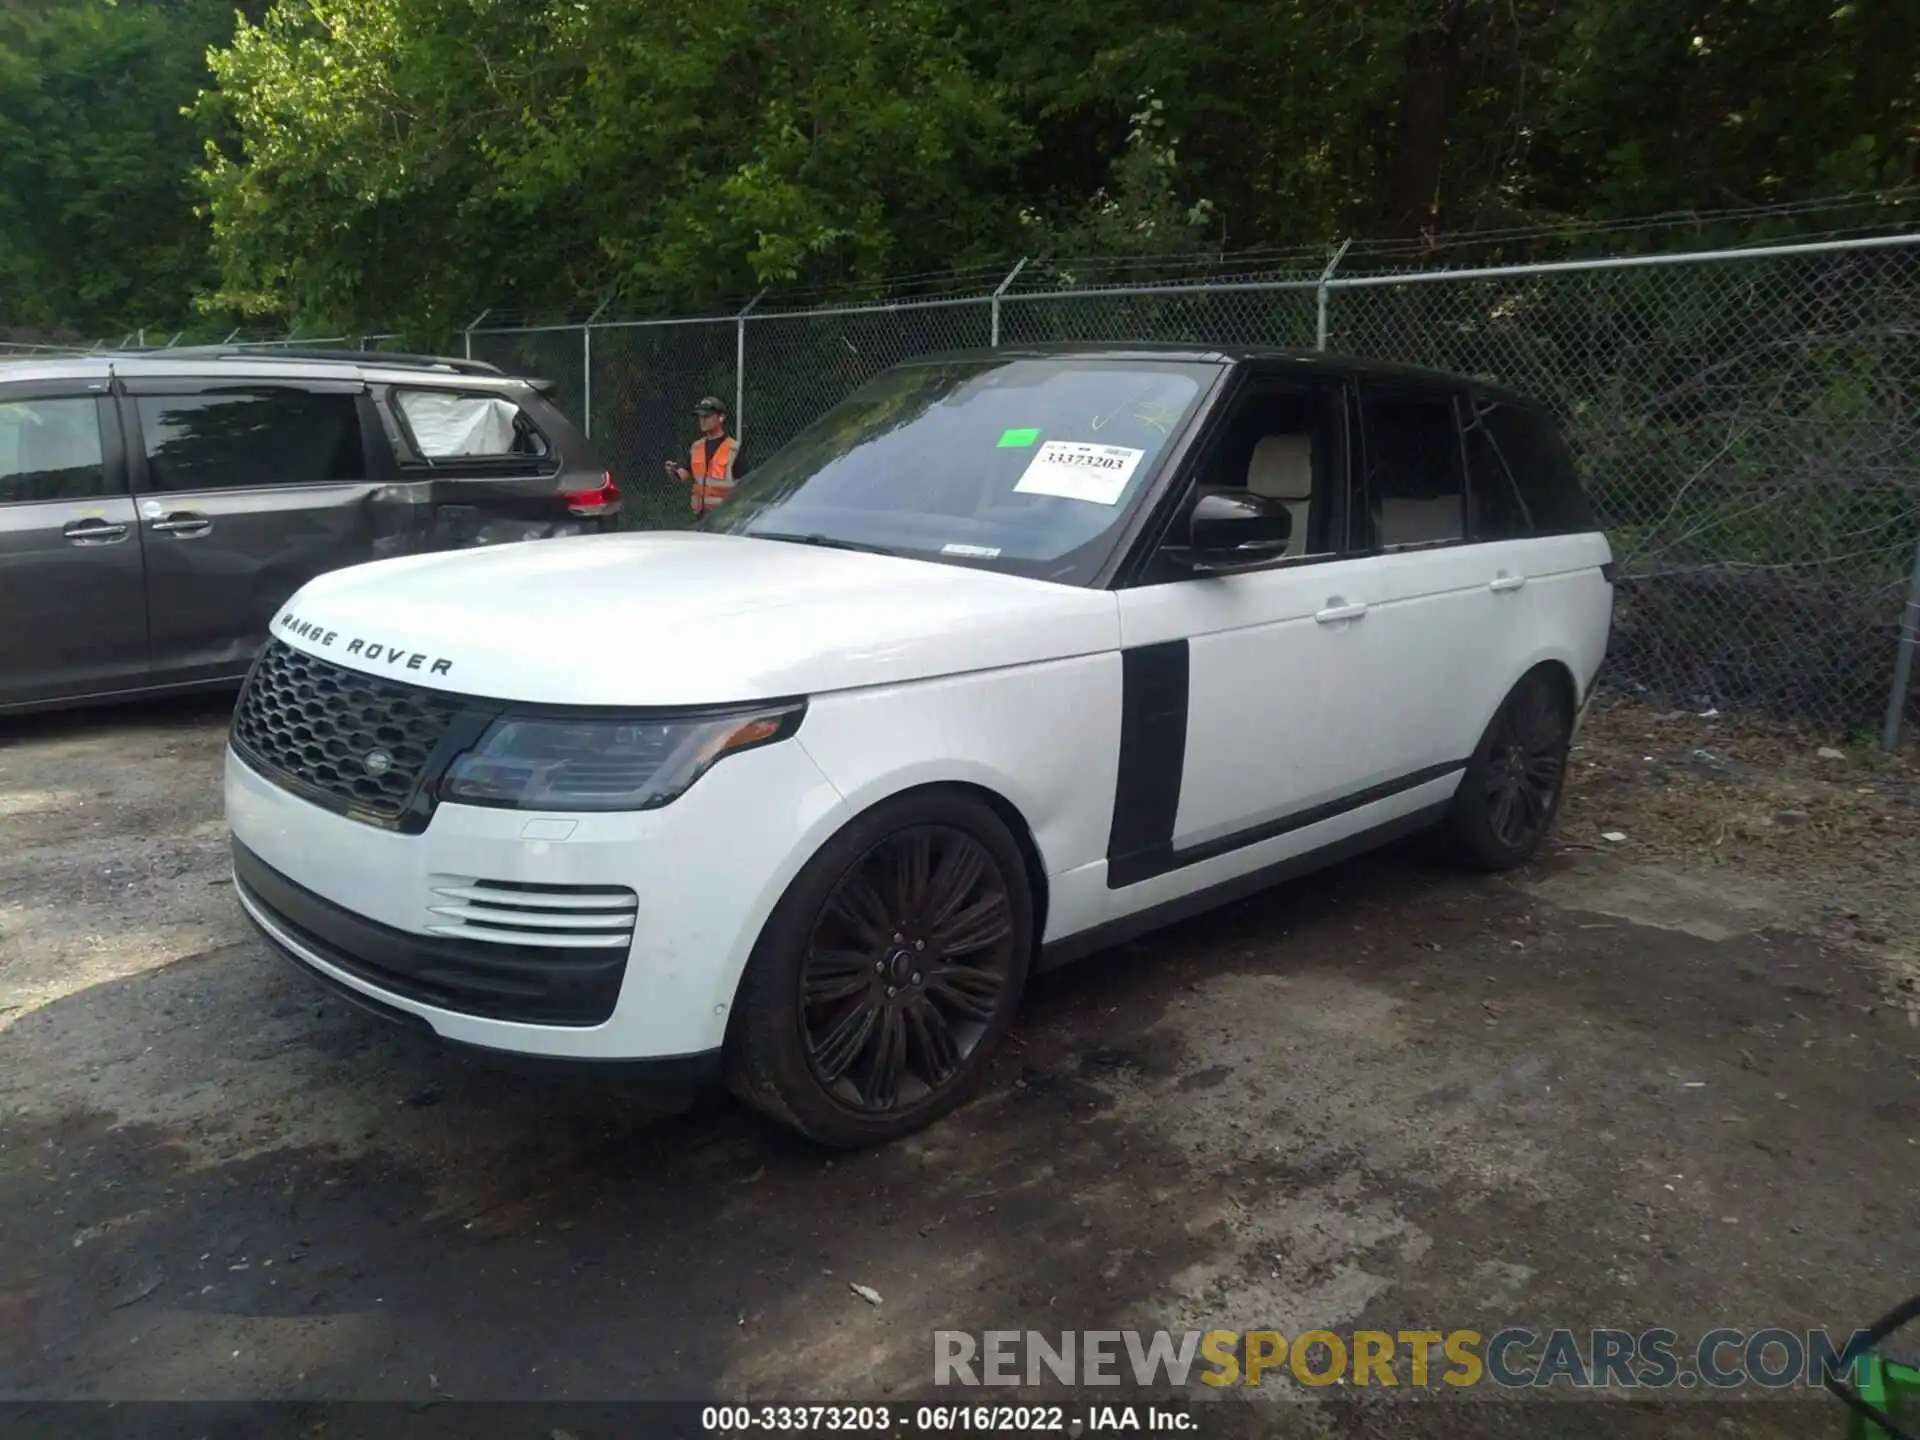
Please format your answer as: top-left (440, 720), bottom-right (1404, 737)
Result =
top-left (1, 692), bottom-right (1916, 1437)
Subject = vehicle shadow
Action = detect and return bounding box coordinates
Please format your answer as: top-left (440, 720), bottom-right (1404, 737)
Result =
top-left (0, 843), bottom-right (1446, 1402)
top-left (8, 834), bottom-right (1905, 1423)
top-left (0, 690), bottom-right (237, 749)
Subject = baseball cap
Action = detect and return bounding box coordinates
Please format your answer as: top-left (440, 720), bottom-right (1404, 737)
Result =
top-left (693, 395), bottom-right (727, 414)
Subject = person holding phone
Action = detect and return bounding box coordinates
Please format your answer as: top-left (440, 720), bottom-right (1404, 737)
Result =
top-left (665, 396), bottom-right (744, 516)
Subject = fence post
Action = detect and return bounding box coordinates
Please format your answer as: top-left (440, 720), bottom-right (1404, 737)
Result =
top-left (1315, 239), bottom-right (1352, 351)
top-left (735, 288), bottom-right (767, 445)
top-left (462, 309), bottom-right (489, 361)
top-left (990, 258), bottom-right (1029, 348)
top-left (1882, 534), bottom-right (1920, 752)
top-left (582, 299), bottom-right (611, 440)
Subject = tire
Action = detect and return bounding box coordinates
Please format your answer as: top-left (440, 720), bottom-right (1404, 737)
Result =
top-left (1438, 668), bottom-right (1575, 872)
top-left (723, 789), bottom-right (1034, 1148)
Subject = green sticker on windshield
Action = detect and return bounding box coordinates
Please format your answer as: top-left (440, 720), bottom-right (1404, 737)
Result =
top-left (996, 427), bottom-right (1041, 448)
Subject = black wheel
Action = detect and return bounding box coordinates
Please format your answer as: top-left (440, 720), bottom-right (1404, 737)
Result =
top-left (724, 790), bottom-right (1033, 1147)
top-left (1439, 668), bottom-right (1574, 871)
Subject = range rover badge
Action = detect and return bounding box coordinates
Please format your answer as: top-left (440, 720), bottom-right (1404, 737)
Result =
top-left (363, 749), bottom-right (394, 779)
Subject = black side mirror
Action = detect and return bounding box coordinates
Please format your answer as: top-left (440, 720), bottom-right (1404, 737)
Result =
top-left (1180, 488), bottom-right (1293, 570)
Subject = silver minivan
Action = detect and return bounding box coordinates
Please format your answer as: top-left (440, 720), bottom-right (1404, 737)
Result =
top-left (0, 347), bottom-right (617, 715)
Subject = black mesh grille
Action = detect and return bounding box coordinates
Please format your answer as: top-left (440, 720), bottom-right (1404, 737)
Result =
top-left (232, 640), bottom-right (463, 823)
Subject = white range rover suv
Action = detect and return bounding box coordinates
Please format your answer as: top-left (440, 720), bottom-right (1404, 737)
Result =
top-left (225, 344), bottom-right (1613, 1147)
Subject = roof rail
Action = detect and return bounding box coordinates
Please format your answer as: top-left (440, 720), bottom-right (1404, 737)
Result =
top-left (143, 345), bottom-right (507, 377)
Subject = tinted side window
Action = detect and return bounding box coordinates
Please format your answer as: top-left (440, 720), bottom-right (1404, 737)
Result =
top-left (0, 397), bottom-right (112, 504)
top-left (1139, 381), bottom-right (1345, 583)
top-left (136, 388), bottom-right (364, 493)
top-left (1363, 390), bottom-right (1465, 549)
top-left (1461, 405), bottom-right (1533, 540)
top-left (1475, 400), bottom-right (1596, 535)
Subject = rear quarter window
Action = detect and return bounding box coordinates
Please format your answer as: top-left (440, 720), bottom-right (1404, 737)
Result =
top-left (394, 388), bottom-right (554, 465)
top-left (1468, 398), bottom-right (1597, 536)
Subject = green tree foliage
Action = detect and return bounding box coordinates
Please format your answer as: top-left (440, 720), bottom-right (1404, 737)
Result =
top-left (5, 0), bottom-right (1916, 334)
top-left (0, 0), bottom-right (250, 334)
top-left (196, 0), bottom-right (1032, 334)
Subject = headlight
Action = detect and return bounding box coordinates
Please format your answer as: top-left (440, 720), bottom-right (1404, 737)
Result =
top-left (439, 701), bottom-right (805, 812)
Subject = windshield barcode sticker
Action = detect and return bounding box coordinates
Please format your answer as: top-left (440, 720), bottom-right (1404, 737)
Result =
top-left (1011, 441), bottom-right (1146, 505)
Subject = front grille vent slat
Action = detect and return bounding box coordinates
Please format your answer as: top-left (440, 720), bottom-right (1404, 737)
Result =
top-left (426, 878), bottom-right (639, 949)
top-left (232, 640), bottom-right (462, 825)
top-left (428, 885), bottom-right (635, 912)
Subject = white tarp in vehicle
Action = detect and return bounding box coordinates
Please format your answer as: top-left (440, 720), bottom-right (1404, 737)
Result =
top-left (397, 390), bottom-right (520, 457)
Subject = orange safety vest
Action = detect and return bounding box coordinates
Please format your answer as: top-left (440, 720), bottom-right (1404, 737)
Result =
top-left (689, 434), bottom-right (738, 513)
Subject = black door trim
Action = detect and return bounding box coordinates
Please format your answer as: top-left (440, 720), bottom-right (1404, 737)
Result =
top-left (1050, 799), bottom-right (1451, 970)
top-left (1104, 640), bottom-right (1190, 885)
top-left (1103, 636), bottom-right (1467, 888)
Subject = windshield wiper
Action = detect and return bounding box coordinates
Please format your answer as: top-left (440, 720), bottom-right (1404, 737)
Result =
top-left (751, 531), bottom-right (899, 558)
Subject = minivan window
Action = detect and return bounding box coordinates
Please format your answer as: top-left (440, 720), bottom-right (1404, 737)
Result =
top-left (0, 397), bottom-right (109, 504)
top-left (1473, 399), bottom-right (1597, 535)
top-left (137, 388), bottom-right (364, 493)
top-left (396, 389), bottom-right (549, 460)
top-left (1363, 391), bottom-right (1466, 549)
top-left (702, 357), bottom-right (1218, 585)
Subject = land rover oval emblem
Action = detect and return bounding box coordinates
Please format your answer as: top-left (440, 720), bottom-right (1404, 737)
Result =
top-left (363, 749), bottom-right (394, 779)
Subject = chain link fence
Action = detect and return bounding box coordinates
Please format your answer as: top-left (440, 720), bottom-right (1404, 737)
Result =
top-left (10, 234), bottom-right (1919, 737)
top-left (1325, 242), bottom-right (1920, 737)
top-left (498, 232), bottom-right (1912, 740)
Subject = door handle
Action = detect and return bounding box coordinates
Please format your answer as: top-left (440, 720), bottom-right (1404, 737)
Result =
top-left (1315, 600), bottom-right (1370, 624)
top-left (150, 514), bottom-right (213, 537)
top-left (1489, 572), bottom-right (1528, 593)
top-left (62, 518), bottom-right (129, 545)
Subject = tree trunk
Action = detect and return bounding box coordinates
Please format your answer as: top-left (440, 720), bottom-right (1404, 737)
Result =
top-left (1381, 0), bottom-right (1472, 239)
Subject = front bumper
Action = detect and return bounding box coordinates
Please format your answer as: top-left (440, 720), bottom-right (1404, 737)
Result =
top-left (233, 839), bottom-right (630, 1026)
top-left (240, 879), bottom-right (724, 1091)
top-left (224, 734), bottom-right (848, 1061)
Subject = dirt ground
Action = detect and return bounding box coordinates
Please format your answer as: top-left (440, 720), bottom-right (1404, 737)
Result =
top-left (1, 692), bottom-right (1916, 1437)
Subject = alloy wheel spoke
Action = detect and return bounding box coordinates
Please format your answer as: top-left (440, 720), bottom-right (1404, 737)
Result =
top-left (826, 867), bottom-right (894, 948)
top-left (903, 998), bottom-right (963, 1086)
top-left (927, 962), bottom-right (1004, 1022)
top-left (857, 1007), bottom-right (908, 1110)
top-left (803, 949), bottom-right (873, 1006)
top-left (924, 839), bottom-right (989, 929)
top-left (888, 830), bottom-right (936, 922)
top-left (1490, 782), bottom-right (1520, 844)
top-left (931, 893), bottom-right (1011, 956)
top-left (811, 1001), bottom-right (879, 1082)
top-left (1514, 778), bottom-right (1546, 828)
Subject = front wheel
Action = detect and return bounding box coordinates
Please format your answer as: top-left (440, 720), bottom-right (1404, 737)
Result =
top-left (724, 790), bottom-right (1033, 1148)
top-left (1439, 669), bottom-right (1575, 872)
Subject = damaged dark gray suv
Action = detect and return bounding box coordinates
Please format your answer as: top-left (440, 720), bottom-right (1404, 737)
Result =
top-left (0, 346), bottom-right (618, 715)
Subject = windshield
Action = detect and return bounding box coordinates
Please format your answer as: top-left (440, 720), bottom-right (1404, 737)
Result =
top-left (702, 356), bottom-right (1221, 584)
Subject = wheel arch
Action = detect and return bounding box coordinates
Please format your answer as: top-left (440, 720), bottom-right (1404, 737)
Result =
top-left (717, 770), bottom-right (1056, 1063)
top-left (1479, 654), bottom-right (1582, 751)
top-left (779, 776), bottom-right (1053, 962)
top-left (1529, 656), bottom-right (1580, 716)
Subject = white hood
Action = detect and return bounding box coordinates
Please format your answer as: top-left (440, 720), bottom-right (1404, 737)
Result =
top-left (269, 530), bottom-right (1120, 706)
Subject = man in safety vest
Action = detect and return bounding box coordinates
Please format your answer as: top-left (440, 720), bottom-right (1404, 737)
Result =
top-left (665, 395), bottom-right (742, 516)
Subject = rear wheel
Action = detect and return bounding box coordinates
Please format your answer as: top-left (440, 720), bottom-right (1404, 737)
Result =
top-left (1439, 669), bottom-right (1574, 871)
top-left (725, 790), bottom-right (1032, 1148)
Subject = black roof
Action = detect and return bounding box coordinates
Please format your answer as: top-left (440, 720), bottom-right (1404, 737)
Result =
top-left (898, 341), bottom-right (1545, 409)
